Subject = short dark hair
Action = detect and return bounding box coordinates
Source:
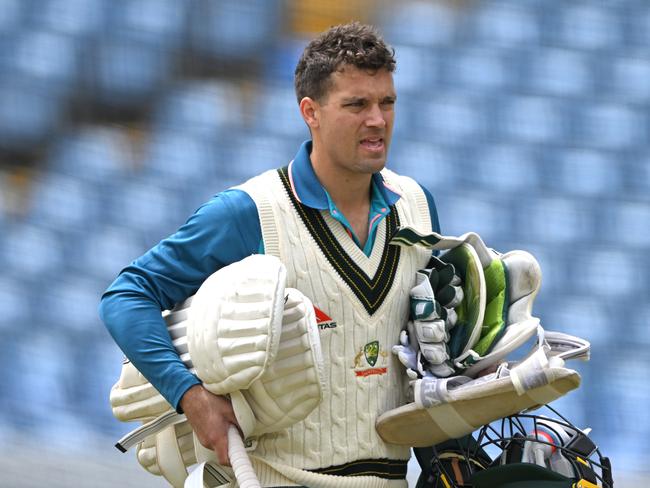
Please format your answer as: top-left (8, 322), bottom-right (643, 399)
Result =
top-left (294, 22), bottom-right (396, 103)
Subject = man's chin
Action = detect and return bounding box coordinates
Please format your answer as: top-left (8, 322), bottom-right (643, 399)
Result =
top-left (358, 157), bottom-right (387, 174)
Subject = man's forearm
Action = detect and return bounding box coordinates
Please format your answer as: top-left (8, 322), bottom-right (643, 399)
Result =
top-left (100, 290), bottom-right (200, 410)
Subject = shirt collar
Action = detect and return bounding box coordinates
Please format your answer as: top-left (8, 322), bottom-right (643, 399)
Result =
top-left (287, 140), bottom-right (402, 210)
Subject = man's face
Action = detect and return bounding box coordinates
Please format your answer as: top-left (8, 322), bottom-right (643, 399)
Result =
top-left (311, 65), bottom-right (396, 176)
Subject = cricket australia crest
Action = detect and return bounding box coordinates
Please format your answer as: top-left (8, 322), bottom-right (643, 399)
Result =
top-left (353, 340), bottom-right (389, 377)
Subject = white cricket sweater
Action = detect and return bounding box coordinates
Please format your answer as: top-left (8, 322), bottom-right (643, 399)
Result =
top-left (237, 166), bottom-right (432, 488)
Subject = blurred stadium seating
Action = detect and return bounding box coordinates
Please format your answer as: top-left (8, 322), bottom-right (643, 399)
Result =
top-left (0, 1), bottom-right (648, 486)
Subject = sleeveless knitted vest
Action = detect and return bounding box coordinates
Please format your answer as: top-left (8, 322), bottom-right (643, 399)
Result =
top-left (236, 165), bottom-right (432, 487)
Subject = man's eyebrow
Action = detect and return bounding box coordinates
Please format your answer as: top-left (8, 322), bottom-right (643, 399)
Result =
top-left (341, 96), bottom-right (367, 104)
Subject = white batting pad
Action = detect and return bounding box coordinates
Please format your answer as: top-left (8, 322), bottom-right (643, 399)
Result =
top-left (110, 359), bottom-right (172, 422)
top-left (231, 288), bottom-right (325, 439)
top-left (187, 254), bottom-right (287, 395)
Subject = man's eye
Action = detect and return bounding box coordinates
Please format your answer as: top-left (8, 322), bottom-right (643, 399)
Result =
top-left (382, 99), bottom-right (395, 106)
top-left (346, 101), bottom-right (364, 107)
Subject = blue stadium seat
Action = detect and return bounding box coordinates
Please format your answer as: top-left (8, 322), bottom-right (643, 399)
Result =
top-left (0, 223), bottom-right (66, 280)
top-left (539, 295), bottom-right (610, 347)
top-left (466, 143), bottom-right (541, 192)
top-left (263, 38), bottom-right (306, 84)
top-left (0, 76), bottom-right (65, 150)
top-left (392, 45), bottom-right (439, 94)
top-left (381, 1), bottom-right (456, 47)
top-left (592, 356), bottom-right (650, 472)
top-left (524, 47), bottom-right (591, 97)
top-left (107, 0), bottom-right (188, 48)
top-left (188, 0), bottom-right (282, 61)
top-left (0, 0), bottom-right (23, 32)
top-left (71, 225), bottom-right (147, 281)
top-left (419, 93), bottom-right (486, 144)
top-left (28, 172), bottom-right (103, 232)
top-left (9, 332), bottom-right (83, 435)
top-left (624, 152), bottom-right (650, 197)
top-left (46, 127), bottom-right (132, 184)
top-left (553, 4), bottom-right (622, 50)
top-left (470, 2), bottom-right (540, 47)
top-left (253, 83), bottom-right (309, 139)
top-left (629, 6), bottom-right (650, 48)
top-left (439, 192), bottom-right (509, 242)
top-left (0, 276), bottom-right (32, 332)
top-left (497, 95), bottom-right (566, 144)
top-left (556, 149), bottom-right (622, 196)
top-left (440, 47), bottom-right (509, 92)
top-left (608, 201), bottom-right (650, 248)
top-left (141, 130), bottom-right (219, 186)
top-left (153, 81), bottom-right (245, 137)
top-left (573, 249), bottom-right (641, 298)
top-left (72, 339), bottom-right (126, 433)
top-left (86, 38), bottom-right (172, 108)
top-left (610, 54), bottom-right (650, 103)
top-left (388, 140), bottom-right (458, 192)
top-left (27, 0), bottom-right (107, 39)
top-left (226, 133), bottom-right (295, 179)
top-left (9, 29), bottom-right (79, 91)
top-left (575, 104), bottom-right (643, 150)
top-left (105, 178), bottom-right (185, 238)
top-left (37, 273), bottom-right (108, 334)
top-left (514, 196), bottom-right (593, 244)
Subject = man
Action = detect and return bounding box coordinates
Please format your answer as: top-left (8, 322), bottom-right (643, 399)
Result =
top-left (100, 22), bottom-right (440, 486)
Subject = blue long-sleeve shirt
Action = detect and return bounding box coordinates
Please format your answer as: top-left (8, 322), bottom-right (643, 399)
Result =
top-left (99, 140), bottom-right (440, 410)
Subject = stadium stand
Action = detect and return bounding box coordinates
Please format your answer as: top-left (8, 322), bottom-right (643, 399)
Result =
top-left (0, 1), bottom-right (648, 485)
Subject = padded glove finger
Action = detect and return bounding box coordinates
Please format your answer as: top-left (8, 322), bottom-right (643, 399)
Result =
top-left (437, 283), bottom-right (464, 308)
top-left (414, 319), bottom-right (449, 344)
top-left (419, 342), bottom-right (451, 365)
top-left (410, 270), bottom-right (443, 321)
top-left (392, 330), bottom-right (418, 371)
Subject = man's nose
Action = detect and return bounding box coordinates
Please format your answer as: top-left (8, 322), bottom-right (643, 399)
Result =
top-left (365, 103), bottom-right (387, 128)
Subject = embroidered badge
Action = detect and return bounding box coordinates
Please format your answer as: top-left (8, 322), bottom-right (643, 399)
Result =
top-left (314, 306), bottom-right (337, 330)
top-left (353, 341), bottom-right (389, 377)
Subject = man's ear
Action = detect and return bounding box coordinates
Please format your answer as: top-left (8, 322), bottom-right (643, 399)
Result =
top-left (299, 97), bottom-right (319, 129)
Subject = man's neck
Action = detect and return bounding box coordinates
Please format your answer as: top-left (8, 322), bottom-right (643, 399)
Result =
top-left (310, 150), bottom-right (372, 212)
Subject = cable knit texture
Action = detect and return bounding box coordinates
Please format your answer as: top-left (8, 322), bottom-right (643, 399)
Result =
top-left (236, 168), bottom-right (432, 487)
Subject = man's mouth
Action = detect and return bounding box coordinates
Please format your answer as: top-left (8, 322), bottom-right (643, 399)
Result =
top-left (360, 137), bottom-right (385, 152)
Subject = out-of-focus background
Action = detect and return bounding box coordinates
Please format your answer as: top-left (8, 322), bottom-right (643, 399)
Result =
top-left (0, 0), bottom-right (648, 486)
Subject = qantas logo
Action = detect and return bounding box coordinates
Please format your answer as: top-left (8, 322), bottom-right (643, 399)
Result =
top-left (314, 306), bottom-right (337, 330)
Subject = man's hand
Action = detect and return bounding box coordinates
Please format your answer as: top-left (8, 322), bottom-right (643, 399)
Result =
top-left (179, 384), bottom-right (240, 466)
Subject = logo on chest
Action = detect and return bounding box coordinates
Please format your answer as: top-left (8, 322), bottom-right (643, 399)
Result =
top-left (353, 340), bottom-right (389, 377)
top-left (314, 306), bottom-right (338, 330)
